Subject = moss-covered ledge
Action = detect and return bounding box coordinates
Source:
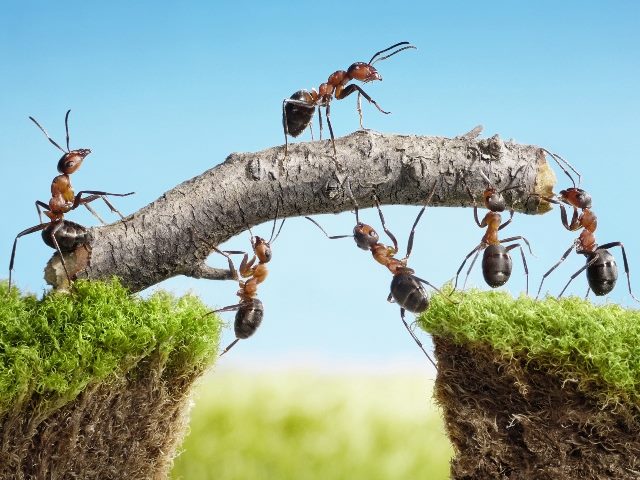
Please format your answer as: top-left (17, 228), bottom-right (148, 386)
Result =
top-left (420, 291), bottom-right (640, 480)
top-left (0, 280), bottom-right (221, 480)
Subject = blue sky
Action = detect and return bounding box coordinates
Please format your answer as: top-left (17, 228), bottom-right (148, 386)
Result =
top-left (2, 1), bottom-right (639, 370)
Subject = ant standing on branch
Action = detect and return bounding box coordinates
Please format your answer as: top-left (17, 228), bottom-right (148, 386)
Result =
top-left (8, 110), bottom-right (134, 290)
top-left (535, 150), bottom-right (638, 301)
top-left (282, 41), bottom-right (416, 160)
top-left (306, 183), bottom-right (449, 368)
top-left (206, 206), bottom-right (286, 357)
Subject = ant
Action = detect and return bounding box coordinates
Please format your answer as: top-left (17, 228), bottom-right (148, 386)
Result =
top-left (305, 183), bottom-right (447, 367)
top-left (8, 111), bottom-right (134, 289)
top-left (454, 171), bottom-right (533, 294)
top-left (535, 150), bottom-right (638, 301)
top-left (282, 41), bottom-right (416, 159)
top-left (205, 208), bottom-right (286, 356)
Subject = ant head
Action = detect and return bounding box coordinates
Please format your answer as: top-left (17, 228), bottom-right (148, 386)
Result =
top-left (252, 236), bottom-right (272, 263)
top-left (560, 188), bottom-right (592, 209)
top-left (249, 204), bottom-right (285, 264)
top-left (347, 62), bottom-right (382, 83)
top-left (57, 148), bottom-right (91, 174)
top-left (483, 187), bottom-right (506, 212)
top-left (353, 222), bottom-right (379, 250)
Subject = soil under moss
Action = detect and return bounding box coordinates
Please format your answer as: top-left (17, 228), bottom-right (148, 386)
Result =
top-left (421, 291), bottom-right (640, 480)
top-left (0, 280), bottom-right (221, 480)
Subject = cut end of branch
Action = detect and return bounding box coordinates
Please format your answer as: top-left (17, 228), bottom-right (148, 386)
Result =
top-left (532, 148), bottom-right (557, 214)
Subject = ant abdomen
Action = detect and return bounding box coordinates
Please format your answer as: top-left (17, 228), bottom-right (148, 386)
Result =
top-left (41, 220), bottom-right (89, 252)
top-left (482, 244), bottom-right (513, 288)
top-left (390, 273), bottom-right (429, 314)
top-left (586, 250), bottom-right (617, 295)
top-left (234, 299), bottom-right (264, 339)
top-left (284, 90), bottom-right (315, 137)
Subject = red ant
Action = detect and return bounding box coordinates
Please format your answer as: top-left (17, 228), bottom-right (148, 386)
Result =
top-left (306, 183), bottom-right (447, 367)
top-left (282, 41), bottom-right (416, 159)
top-left (206, 209), bottom-right (285, 356)
top-left (8, 111), bottom-right (134, 289)
top-left (535, 150), bottom-right (638, 301)
top-left (454, 171), bottom-right (533, 294)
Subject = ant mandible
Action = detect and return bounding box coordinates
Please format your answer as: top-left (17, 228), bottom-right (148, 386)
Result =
top-left (535, 150), bottom-right (638, 301)
top-left (282, 41), bottom-right (416, 159)
top-left (454, 171), bottom-right (533, 294)
top-left (205, 207), bottom-right (286, 356)
top-left (305, 183), bottom-right (447, 368)
top-left (8, 111), bottom-right (134, 289)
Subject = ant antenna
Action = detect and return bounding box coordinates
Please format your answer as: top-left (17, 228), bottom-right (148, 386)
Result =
top-left (479, 169), bottom-right (492, 187)
top-left (29, 115), bottom-right (67, 153)
top-left (369, 41), bottom-right (417, 65)
top-left (267, 202), bottom-right (286, 244)
top-left (345, 180), bottom-right (361, 223)
top-left (64, 109), bottom-right (71, 152)
top-left (498, 165), bottom-right (526, 194)
top-left (542, 148), bottom-right (581, 189)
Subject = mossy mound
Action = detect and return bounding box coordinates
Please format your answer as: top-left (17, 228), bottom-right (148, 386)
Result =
top-left (420, 291), bottom-right (640, 479)
top-left (0, 279), bottom-right (221, 480)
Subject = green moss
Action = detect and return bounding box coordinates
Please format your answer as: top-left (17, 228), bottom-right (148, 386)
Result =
top-left (0, 279), bottom-right (221, 414)
top-left (419, 290), bottom-right (640, 403)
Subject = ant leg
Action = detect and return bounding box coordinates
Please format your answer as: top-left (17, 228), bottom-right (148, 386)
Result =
top-left (585, 287), bottom-right (591, 300)
top-left (325, 103), bottom-right (337, 158)
top-left (372, 194), bottom-right (399, 253)
top-left (73, 191), bottom-right (134, 214)
top-left (506, 243), bottom-right (529, 295)
top-left (561, 205), bottom-right (580, 231)
top-left (357, 92), bottom-right (363, 129)
top-left (597, 242), bottom-right (640, 302)
top-left (463, 249), bottom-right (481, 290)
top-left (220, 339), bottom-right (240, 357)
top-left (536, 242), bottom-right (575, 299)
top-left (498, 209), bottom-right (515, 231)
top-left (95, 195), bottom-right (129, 220)
top-left (454, 244), bottom-right (483, 291)
top-left (212, 247), bottom-right (240, 280)
top-left (8, 222), bottom-right (50, 290)
top-left (317, 106), bottom-right (323, 141)
top-left (202, 302), bottom-right (245, 356)
top-left (404, 182), bottom-right (438, 261)
top-left (35, 200), bottom-right (50, 224)
top-left (501, 235), bottom-right (535, 256)
top-left (282, 99), bottom-right (290, 158)
top-left (558, 256), bottom-right (599, 298)
top-left (415, 276), bottom-right (458, 305)
top-left (304, 217), bottom-right (351, 240)
top-left (48, 221), bottom-right (73, 285)
top-left (461, 179), bottom-right (483, 227)
top-left (82, 200), bottom-right (107, 225)
top-left (336, 84), bottom-right (390, 115)
top-left (399, 307), bottom-right (437, 368)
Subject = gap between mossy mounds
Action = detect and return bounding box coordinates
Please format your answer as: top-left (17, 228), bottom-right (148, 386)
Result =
top-left (0, 280), bottom-right (222, 480)
top-left (420, 291), bottom-right (640, 479)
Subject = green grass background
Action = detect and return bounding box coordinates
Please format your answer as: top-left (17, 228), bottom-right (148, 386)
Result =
top-left (171, 371), bottom-right (452, 480)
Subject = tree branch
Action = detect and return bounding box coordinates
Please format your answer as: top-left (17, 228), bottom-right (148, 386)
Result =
top-left (45, 129), bottom-right (556, 292)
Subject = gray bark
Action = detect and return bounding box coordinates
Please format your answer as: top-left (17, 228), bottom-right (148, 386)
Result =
top-left (45, 129), bottom-right (556, 292)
